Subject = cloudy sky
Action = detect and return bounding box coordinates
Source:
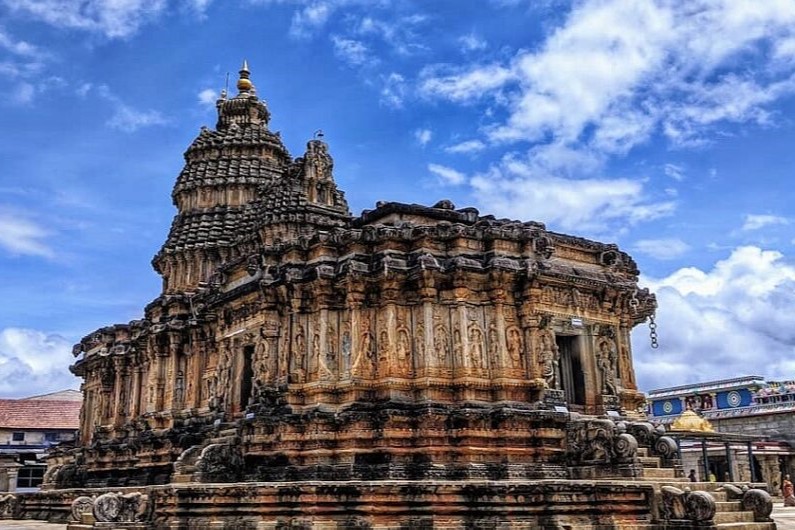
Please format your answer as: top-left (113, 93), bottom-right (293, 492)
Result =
top-left (1, 0), bottom-right (794, 397)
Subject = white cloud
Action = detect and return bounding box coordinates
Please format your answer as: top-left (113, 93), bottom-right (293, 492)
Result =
top-left (414, 128), bottom-right (432, 147)
top-left (107, 104), bottom-right (168, 132)
top-left (0, 27), bottom-right (40, 56)
top-left (1, 0), bottom-right (169, 39)
top-left (470, 159), bottom-right (674, 233)
top-left (331, 35), bottom-right (372, 66)
top-left (198, 88), bottom-right (218, 106)
top-left (445, 139), bottom-right (486, 154)
top-left (380, 72), bottom-right (406, 108)
top-left (742, 214), bottom-right (790, 231)
top-left (428, 163), bottom-right (466, 186)
top-left (458, 33), bottom-right (487, 52)
top-left (10, 81), bottom-right (34, 104)
top-left (94, 84), bottom-right (168, 132)
top-left (0, 209), bottom-right (53, 257)
top-left (289, 1), bottom-right (333, 38)
top-left (355, 14), bottom-right (427, 56)
top-left (664, 163), bottom-right (685, 181)
top-left (633, 246), bottom-right (795, 391)
top-left (633, 238), bottom-right (690, 260)
top-left (75, 82), bottom-right (92, 97)
top-left (419, 62), bottom-right (515, 102)
top-left (0, 328), bottom-right (78, 397)
top-left (422, 0), bottom-right (795, 150)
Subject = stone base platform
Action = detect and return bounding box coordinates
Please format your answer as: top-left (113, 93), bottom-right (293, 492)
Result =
top-left (11, 480), bottom-right (658, 529)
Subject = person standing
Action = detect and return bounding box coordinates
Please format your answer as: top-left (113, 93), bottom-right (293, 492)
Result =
top-left (688, 469), bottom-right (697, 482)
top-left (783, 474), bottom-right (795, 507)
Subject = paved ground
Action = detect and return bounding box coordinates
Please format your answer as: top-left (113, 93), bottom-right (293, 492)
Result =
top-left (774, 505), bottom-right (795, 530)
top-left (3, 507), bottom-right (795, 529)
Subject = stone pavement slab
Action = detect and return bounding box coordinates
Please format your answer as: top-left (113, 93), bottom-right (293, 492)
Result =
top-left (774, 505), bottom-right (795, 530)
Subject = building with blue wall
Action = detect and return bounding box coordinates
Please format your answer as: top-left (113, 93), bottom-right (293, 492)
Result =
top-left (647, 375), bottom-right (795, 493)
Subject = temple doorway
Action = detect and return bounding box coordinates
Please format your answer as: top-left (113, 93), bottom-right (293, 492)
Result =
top-left (557, 335), bottom-right (586, 407)
top-left (239, 344), bottom-right (255, 412)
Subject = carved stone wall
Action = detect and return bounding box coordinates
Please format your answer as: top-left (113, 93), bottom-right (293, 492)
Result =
top-left (63, 65), bottom-right (656, 489)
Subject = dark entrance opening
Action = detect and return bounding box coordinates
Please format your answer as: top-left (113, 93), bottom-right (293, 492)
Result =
top-left (240, 344), bottom-right (255, 412)
top-left (556, 335), bottom-right (586, 407)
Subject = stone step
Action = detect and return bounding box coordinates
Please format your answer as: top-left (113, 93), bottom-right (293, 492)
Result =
top-left (171, 473), bottom-right (194, 483)
top-left (641, 467), bottom-right (679, 479)
top-left (715, 501), bottom-right (743, 512)
top-left (209, 435), bottom-right (238, 444)
top-left (637, 447), bottom-right (649, 457)
top-left (639, 456), bottom-right (661, 468)
top-left (714, 510), bottom-right (756, 524)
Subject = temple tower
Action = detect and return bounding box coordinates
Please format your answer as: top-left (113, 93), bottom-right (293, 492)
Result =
top-left (153, 62), bottom-right (291, 293)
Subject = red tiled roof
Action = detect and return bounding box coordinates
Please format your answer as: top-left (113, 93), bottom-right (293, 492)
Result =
top-left (0, 399), bottom-right (81, 430)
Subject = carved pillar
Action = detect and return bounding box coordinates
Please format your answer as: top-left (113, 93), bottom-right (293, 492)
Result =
top-left (130, 365), bottom-right (142, 418)
top-left (617, 322), bottom-right (637, 390)
top-left (346, 279), bottom-right (367, 379)
top-left (487, 271), bottom-right (511, 380)
top-left (416, 270), bottom-right (436, 379)
top-left (451, 272), bottom-right (469, 378)
top-left (380, 278), bottom-right (400, 379)
top-left (112, 356), bottom-right (125, 427)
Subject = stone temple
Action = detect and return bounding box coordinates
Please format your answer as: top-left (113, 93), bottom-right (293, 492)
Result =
top-left (0, 63), bottom-right (778, 529)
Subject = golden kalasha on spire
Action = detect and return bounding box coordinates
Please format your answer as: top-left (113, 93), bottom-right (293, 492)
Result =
top-left (236, 59), bottom-right (253, 93)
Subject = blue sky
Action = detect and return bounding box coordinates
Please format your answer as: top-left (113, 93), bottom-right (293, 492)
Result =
top-left (1, 0), bottom-right (794, 397)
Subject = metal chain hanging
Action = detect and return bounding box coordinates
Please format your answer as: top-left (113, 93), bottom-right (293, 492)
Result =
top-left (648, 312), bottom-right (659, 349)
top-left (629, 289), bottom-right (659, 349)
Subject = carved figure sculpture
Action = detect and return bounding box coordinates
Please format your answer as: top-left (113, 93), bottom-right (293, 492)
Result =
top-left (488, 321), bottom-right (500, 368)
top-left (434, 324), bottom-right (449, 365)
top-left (538, 330), bottom-right (559, 388)
top-left (294, 325), bottom-right (306, 382)
top-left (506, 326), bottom-right (523, 369)
top-left (597, 339), bottom-right (617, 395)
top-left (468, 324), bottom-right (484, 369)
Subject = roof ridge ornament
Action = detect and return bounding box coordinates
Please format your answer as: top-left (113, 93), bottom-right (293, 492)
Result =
top-left (237, 59), bottom-right (254, 94)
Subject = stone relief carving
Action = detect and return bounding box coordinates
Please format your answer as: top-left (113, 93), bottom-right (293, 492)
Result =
top-left (468, 323), bottom-right (484, 370)
top-left (353, 315), bottom-right (375, 377)
top-left (619, 342), bottom-right (635, 387)
top-left (93, 491), bottom-right (150, 523)
top-left (596, 337), bottom-right (618, 395)
top-left (488, 321), bottom-right (500, 369)
top-left (196, 443), bottom-right (244, 483)
top-left (414, 320), bottom-right (426, 368)
top-left (0, 494), bottom-right (19, 519)
top-left (293, 324), bottom-right (306, 382)
top-left (506, 326), bottom-right (523, 369)
top-left (433, 324), bottom-right (449, 366)
top-left (324, 321), bottom-right (337, 379)
top-left (341, 322), bottom-right (352, 376)
top-left (378, 328), bottom-right (391, 375)
top-left (70, 496), bottom-right (94, 522)
top-left (536, 329), bottom-right (559, 388)
top-left (660, 486), bottom-right (715, 524)
top-left (396, 325), bottom-right (411, 375)
top-left (452, 326), bottom-right (464, 369)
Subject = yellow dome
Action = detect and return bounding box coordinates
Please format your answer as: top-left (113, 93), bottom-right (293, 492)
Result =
top-left (670, 409), bottom-right (714, 432)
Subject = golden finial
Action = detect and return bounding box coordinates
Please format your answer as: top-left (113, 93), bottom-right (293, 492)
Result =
top-left (237, 59), bottom-right (253, 93)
